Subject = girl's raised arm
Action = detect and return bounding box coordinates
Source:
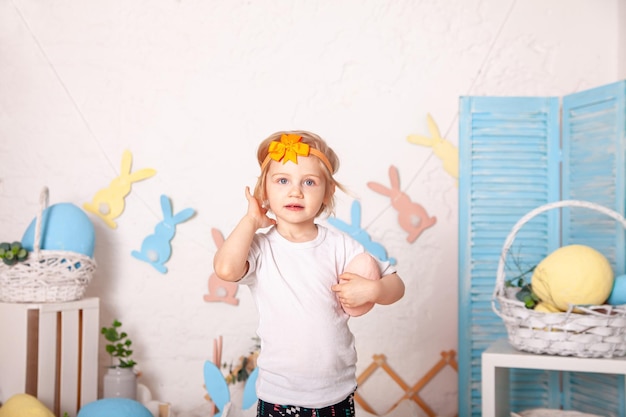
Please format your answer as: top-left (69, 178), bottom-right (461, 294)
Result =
top-left (213, 187), bottom-right (275, 282)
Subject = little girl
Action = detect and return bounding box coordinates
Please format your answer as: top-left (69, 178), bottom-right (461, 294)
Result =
top-left (213, 130), bottom-right (405, 417)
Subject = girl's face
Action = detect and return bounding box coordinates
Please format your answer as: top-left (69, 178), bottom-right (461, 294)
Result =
top-left (265, 155), bottom-right (329, 229)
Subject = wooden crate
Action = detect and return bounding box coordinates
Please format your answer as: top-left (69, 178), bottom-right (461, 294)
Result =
top-left (0, 297), bottom-right (99, 417)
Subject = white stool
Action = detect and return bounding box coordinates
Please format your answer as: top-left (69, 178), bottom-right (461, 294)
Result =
top-left (481, 339), bottom-right (626, 417)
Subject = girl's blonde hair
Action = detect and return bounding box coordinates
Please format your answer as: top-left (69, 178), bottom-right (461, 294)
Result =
top-left (253, 130), bottom-right (347, 217)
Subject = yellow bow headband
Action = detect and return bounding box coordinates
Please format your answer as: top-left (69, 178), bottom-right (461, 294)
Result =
top-left (260, 134), bottom-right (333, 173)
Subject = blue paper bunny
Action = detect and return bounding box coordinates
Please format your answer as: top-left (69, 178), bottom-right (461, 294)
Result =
top-left (131, 194), bottom-right (195, 273)
top-left (327, 200), bottom-right (397, 265)
top-left (203, 361), bottom-right (258, 417)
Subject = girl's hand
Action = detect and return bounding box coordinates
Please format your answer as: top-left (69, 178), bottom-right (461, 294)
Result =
top-left (331, 273), bottom-right (378, 309)
top-left (244, 187), bottom-right (276, 230)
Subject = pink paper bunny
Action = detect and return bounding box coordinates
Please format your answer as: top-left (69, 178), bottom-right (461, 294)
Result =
top-left (204, 228), bottom-right (239, 306)
top-left (367, 165), bottom-right (437, 243)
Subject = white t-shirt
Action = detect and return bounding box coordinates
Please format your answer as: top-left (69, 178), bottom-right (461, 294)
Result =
top-left (239, 224), bottom-right (396, 408)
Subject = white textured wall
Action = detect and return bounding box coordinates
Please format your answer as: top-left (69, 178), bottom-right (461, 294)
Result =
top-left (617, 0), bottom-right (626, 79)
top-left (0, 1), bottom-right (621, 415)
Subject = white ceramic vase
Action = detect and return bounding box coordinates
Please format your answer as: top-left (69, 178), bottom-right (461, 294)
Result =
top-left (103, 367), bottom-right (137, 399)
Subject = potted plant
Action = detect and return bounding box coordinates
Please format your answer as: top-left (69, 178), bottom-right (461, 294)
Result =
top-left (101, 319), bottom-right (138, 400)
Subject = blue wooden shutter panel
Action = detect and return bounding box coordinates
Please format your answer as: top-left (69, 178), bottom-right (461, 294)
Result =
top-left (458, 80), bottom-right (626, 417)
top-left (459, 96), bottom-right (560, 417)
top-left (560, 80), bottom-right (626, 416)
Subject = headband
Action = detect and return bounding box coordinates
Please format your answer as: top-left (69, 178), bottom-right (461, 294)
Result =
top-left (260, 134), bottom-right (334, 173)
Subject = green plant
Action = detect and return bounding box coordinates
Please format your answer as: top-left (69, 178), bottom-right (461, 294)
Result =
top-left (505, 265), bottom-right (540, 309)
top-left (0, 241), bottom-right (28, 266)
top-left (222, 337), bottom-right (260, 385)
top-left (101, 319), bottom-right (137, 368)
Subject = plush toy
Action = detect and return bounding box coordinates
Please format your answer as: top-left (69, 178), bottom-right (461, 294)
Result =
top-left (340, 252), bottom-right (381, 317)
top-left (0, 394), bottom-right (55, 417)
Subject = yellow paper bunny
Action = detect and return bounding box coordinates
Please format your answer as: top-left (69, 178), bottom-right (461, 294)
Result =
top-left (407, 114), bottom-right (459, 186)
top-left (84, 150), bottom-right (156, 229)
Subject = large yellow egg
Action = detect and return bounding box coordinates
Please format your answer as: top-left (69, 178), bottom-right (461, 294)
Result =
top-left (534, 302), bottom-right (561, 313)
top-left (0, 394), bottom-right (55, 417)
top-left (531, 244), bottom-right (614, 311)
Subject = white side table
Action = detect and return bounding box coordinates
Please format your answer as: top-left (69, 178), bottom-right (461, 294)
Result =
top-left (481, 339), bottom-right (626, 417)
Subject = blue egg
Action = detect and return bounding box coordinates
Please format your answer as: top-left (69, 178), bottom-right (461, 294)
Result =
top-left (607, 274), bottom-right (626, 305)
top-left (78, 398), bottom-right (153, 417)
top-left (22, 203), bottom-right (95, 257)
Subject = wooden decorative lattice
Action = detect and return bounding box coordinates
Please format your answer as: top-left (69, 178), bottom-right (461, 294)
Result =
top-left (355, 350), bottom-right (458, 416)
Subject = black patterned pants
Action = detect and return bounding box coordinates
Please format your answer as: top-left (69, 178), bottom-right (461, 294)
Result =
top-left (257, 392), bottom-right (355, 417)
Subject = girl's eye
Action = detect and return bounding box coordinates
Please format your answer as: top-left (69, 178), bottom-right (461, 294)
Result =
top-left (278, 178), bottom-right (288, 185)
top-left (304, 179), bottom-right (316, 186)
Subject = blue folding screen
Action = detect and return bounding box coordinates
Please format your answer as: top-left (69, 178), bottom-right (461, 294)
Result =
top-left (458, 80), bottom-right (626, 417)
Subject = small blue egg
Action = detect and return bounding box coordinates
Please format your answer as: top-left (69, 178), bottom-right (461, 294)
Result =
top-left (78, 398), bottom-right (152, 417)
top-left (21, 203), bottom-right (95, 257)
top-left (607, 274), bottom-right (626, 305)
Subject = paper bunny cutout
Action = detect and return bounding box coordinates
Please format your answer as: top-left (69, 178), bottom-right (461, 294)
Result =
top-left (407, 113), bottom-right (459, 186)
top-left (84, 149), bottom-right (157, 229)
top-left (131, 194), bottom-right (195, 274)
top-left (327, 200), bottom-right (397, 265)
top-left (203, 361), bottom-right (258, 417)
top-left (367, 165), bottom-right (436, 243)
top-left (204, 228), bottom-right (239, 305)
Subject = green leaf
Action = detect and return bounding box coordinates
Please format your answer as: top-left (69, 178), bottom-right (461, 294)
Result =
top-left (102, 319), bottom-right (136, 368)
top-left (0, 242), bottom-right (28, 264)
top-left (17, 249), bottom-right (28, 261)
top-left (523, 295), bottom-right (536, 308)
top-left (101, 327), bottom-right (120, 342)
top-left (2, 257), bottom-right (16, 266)
top-left (10, 242), bottom-right (21, 254)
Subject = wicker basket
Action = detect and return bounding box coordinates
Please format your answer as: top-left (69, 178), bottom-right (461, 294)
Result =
top-left (0, 187), bottom-right (96, 303)
top-left (492, 200), bottom-right (626, 358)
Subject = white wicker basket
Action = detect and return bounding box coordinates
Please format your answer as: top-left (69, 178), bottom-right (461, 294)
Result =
top-left (0, 187), bottom-right (96, 303)
top-left (492, 200), bottom-right (626, 358)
